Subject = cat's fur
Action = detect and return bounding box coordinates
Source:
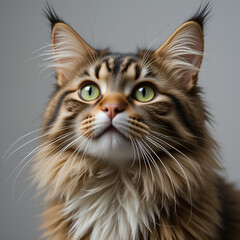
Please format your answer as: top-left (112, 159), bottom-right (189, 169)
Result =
top-left (33, 3), bottom-right (240, 240)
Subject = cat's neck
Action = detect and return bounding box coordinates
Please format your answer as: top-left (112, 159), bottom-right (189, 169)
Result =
top-left (61, 155), bottom-right (219, 240)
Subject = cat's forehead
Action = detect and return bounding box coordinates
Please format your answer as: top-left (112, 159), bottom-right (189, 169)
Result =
top-left (86, 53), bottom-right (150, 85)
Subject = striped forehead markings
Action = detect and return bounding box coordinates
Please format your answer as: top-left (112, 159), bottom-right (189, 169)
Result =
top-left (94, 55), bottom-right (143, 80)
top-left (103, 58), bottom-right (111, 72)
top-left (95, 64), bottom-right (101, 79)
top-left (113, 55), bottom-right (124, 75)
top-left (121, 57), bottom-right (142, 80)
top-left (121, 58), bottom-right (136, 73)
top-left (94, 57), bottom-right (113, 79)
top-left (135, 65), bottom-right (141, 79)
top-left (82, 55), bottom-right (154, 80)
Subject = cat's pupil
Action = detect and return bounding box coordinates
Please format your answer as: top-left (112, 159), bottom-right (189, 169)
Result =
top-left (86, 86), bottom-right (92, 96)
top-left (141, 87), bottom-right (146, 97)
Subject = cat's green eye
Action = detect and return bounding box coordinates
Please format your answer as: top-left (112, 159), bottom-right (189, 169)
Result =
top-left (79, 83), bottom-right (100, 101)
top-left (134, 85), bottom-right (155, 102)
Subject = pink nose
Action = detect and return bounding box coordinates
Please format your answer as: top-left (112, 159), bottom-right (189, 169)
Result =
top-left (102, 103), bottom-right (124, 120)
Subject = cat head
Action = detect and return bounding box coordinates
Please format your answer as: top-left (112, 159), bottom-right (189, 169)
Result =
top-left (41, 4), bottom-right (211, 166)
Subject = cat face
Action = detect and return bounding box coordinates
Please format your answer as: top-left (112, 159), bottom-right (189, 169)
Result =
top-left (42, 14), bottom-right (206, 166)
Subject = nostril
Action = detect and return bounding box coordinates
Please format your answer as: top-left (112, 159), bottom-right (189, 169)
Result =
top-left (101, 103), bottom-right (124, 119)
top-left (115, 107), bottom-right (121, 113)
top-left (102, 106), bottom-right (109, 112)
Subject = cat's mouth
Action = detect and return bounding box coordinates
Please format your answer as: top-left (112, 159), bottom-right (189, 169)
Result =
top-left (94, 125), bottom-right (127, 140)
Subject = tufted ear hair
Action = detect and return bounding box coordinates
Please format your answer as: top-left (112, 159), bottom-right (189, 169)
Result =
top-left (153, 4), bottom-right (210, 91)
top-left (51, 23), bottom-right (97, 86)
top-left (44, 4), bottom-right (97, 86)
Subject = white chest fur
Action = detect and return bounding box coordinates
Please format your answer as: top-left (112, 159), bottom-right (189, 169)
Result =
top-left (64, 172), bottom-right (159, 240)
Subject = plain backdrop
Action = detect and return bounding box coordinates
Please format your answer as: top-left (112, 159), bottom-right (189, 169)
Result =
top-left (0, 0), bottom-right (239, 239)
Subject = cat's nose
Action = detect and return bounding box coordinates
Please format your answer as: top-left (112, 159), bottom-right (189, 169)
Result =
top-left (102, 103), bottom-right (124, 120)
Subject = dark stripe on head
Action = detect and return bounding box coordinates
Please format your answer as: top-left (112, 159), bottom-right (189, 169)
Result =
top-left (95, 64), bottom-right (101, 79)
top-left (113, 56), bottom-right (124, 75)
top-left (135, 65), bottom-right (141, 79)
top-left (83, 70), bottom-right (90, 76)
top-left (103, 58), bottom-right (112, 72)
top-left (46, 90), bottom-right (72, 129)
top-left (166, 94), bottom-right (202, 139)
top-left (121, 58), bottom-right (136, 73)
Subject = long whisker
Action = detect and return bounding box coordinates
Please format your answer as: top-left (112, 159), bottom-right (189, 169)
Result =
top-left (149, 134), bottom-right (201, 181)
top-left (4, 125), bottom-right (73, 162)
top-left (68, 140), bottom-right (87, 178)
top-left (130, 137), bottom-right (142, 181)
top-left (11, 131), bottom-right (76, 199)
top-left (136, 140), bottom-right (155, 184)
top-left (54, 134), bottom-right (87, 190)
top-left (142, 137), bottom-right (177, 215)
top-left (128, 135), bottom-right (137, 168)
top-left (135, 139), bottom-right (149, 182)
top-left (80, 133), bottom-right (95, 181)
top-left (41, 133), bottom-right (81, 179)
top-left (7, 129), bottom-right (75, 184)
top-left (66, 132), bottom-right (95, 181)
top-left (149, 129), bottom-right (192, 150)
top-left (146, 135), bottom-right (192, 220)
top-left (2, 123), bottom-right (68, 162)
top-left (140, 139), bottom-right (166, 208)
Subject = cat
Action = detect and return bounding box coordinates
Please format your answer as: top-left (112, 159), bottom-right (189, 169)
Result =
top-left (32, 3), bottom-right (240, 240)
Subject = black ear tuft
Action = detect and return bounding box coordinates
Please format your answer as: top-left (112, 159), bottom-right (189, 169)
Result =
top-left (43, 2), bottom-right (65, 30)
top-left (187, 2), bottom-right (212, 31)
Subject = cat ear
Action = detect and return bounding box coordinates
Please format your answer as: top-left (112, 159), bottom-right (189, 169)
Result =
top-left (52, 22), bottom-right (97, 86)
top-left (154, 21), bottom-right (204, 91)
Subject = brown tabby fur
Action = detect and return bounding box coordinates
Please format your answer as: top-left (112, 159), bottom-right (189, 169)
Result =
top-left (32, 4), bottom-right (240, 240)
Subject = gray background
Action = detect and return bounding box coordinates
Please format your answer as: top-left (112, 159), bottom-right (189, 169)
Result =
top-left (0, 0), bottom-right (239, 239)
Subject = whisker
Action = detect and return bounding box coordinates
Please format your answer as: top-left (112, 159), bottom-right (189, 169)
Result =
top-left (128, 136), bottom-right (137, 168)
top-left (54, 134), bottom-right (86, 190)
top-left (149, 129), bottom-right (191, 150)
top-left (2, 123), bottom-right (65, 161)
top-left (146, 136), bottom-right (192, 220)
top-left (142, 137), bottom-right (177, 215)
top-left (7, 129), bottom-right (75, 184)
top-left (3, 125), bottom-right (74, 163)
top-left (149, 134), bottom-right (201, 181)
top-left (10, 130), bottom-right (76, 199)
top-left (135, 139), bottom-right (149, 182)
top-left (137, 140), bottom-right (155, 184)
top-left (40, 133), bottom-right (79, 179)
top-left (130, 137), bottom-right (142, 181)
top-left (80, 133), bottom-right (95, 181)
top-left (140, 139), bottom-right (166, 208)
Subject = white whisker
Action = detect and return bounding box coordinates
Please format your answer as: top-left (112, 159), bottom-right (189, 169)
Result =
top-left (10, 130), bottom-right (75, 199)
top-left (142, 136), bottom-right (177, 215)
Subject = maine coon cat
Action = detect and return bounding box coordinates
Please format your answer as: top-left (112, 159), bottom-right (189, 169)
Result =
top-left (33, 3), bottom-right (240, 240)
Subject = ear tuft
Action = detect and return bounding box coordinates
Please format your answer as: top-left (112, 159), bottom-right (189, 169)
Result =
top-left (187, 2), bottom-right (212, 32)
top-left (154, 21), bottom-right (206, 91)
top-left (43, 2), bottom-right (65, 31)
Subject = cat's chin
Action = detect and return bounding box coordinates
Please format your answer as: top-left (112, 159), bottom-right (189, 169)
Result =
top-left (80, 129), bottom-right (134, 165)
